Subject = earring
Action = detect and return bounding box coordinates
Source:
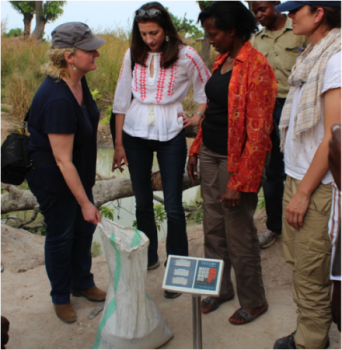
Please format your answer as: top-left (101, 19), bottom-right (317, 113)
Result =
top-left (72, 64), bottom-right (77, 71)
top-left (165, 35), bottom-right (169, 42)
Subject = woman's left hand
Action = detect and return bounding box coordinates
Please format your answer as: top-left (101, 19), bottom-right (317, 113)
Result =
top-left (285, 191), bottom-right (311, 231)
top-left (221, 187), bottom-right (241, 208)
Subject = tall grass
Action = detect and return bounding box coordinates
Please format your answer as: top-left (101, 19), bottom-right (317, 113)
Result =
top-left (1, 29), bottom-right (216, 120)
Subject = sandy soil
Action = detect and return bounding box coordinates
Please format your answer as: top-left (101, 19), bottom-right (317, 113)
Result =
top-left (1, 211), bottom-right (340, 349)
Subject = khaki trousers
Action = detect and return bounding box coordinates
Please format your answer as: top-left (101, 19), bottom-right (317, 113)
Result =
top-left (200, 143), bottom-right (267, 308)
top-left (282, 177), bottom-right (332, 349)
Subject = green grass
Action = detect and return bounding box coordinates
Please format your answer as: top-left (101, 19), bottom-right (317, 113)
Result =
top-left (1, 106), bottom-right (10, 113)
top-left (0, 88), bottom-right (6, 101)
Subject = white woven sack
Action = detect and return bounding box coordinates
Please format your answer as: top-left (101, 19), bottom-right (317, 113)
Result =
top-left (93, 217), bottom-right (173, 349)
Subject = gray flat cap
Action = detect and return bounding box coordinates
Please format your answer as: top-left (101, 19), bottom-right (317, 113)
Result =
top-left (51, 22), bottom-right (105, 50)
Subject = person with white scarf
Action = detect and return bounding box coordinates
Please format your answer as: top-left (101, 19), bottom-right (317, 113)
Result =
top-left (272, 1), bottom-right (341, 349)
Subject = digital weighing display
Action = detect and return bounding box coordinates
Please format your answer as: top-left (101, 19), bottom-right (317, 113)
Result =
top-left (162, 255), bottom-right (224, 296)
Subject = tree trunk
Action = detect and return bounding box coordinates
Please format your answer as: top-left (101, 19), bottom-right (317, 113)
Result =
top-left (1, 168), bottom-right (200, 214)
top-left (32, 1), bottom-right (46, 41)
top-left (246, 1), bottom-right (254, 11)
top-left (198, 2), bottom-right (211, 68)
top-left (23, 13), bottom-right (33, 40)
top-left (199, 32), bottom-right (211, 68)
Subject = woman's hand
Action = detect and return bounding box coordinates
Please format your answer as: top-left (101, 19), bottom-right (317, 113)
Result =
top-left (187, 155), bottom-right (199, 184)
top-left (81, 201), bottom-right (101, 226)
top-left (285, 190), bottom-right (311, 230)
top-left (179, 113), bottom-right (201, 128)
top-left (112, 145), bottom-right (128, 172)
top-left (329, 124), bottom-right (341, 190)
top-left (221, 187), bottom-right (241, 208)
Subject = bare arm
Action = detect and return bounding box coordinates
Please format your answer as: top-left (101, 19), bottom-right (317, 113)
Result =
top-left (181, 103), bottom-right (207, 128)
top-left (286, 88), bottom-right (341, 230)
top-left (329, 124), bottom-right (341, 190)
top-left (112, 113), bottom-right (128, 172)
top-left (48, 133), bottom-right (101, 225)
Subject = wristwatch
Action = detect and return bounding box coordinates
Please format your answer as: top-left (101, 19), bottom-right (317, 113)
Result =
top-left (193, 110), bottom-right (205, 118)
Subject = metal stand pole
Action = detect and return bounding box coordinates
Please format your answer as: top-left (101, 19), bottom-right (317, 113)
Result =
top-left (192, 295), bottom-right (202, 349)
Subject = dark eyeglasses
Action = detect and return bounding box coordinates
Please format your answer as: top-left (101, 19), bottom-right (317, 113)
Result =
top-left (136, 9), bottom-right (162, 18)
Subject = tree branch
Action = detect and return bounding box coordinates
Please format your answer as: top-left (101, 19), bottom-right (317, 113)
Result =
top-left (1, 167), bottom-right (200, 214)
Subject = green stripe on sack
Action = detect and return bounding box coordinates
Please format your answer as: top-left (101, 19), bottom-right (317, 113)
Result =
top-left (93, 234), bottom-right (122, 349)
top-left (130, 229), bottom-right (142, 248)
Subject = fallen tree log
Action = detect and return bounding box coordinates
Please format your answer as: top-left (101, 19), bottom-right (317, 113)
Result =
top-left (1, 168), bottom-right (200, 214)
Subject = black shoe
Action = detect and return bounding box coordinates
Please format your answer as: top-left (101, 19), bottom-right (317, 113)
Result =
top-left (274, 332), bottom-right (330, 349)
top-left (274, 332), bottom-right (296, 349)
top-left (147, 260), bottom-right (160, 270)
top-left (164, 290), bottom-right (182, 299)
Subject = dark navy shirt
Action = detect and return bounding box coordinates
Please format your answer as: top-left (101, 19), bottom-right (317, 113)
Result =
top-left (202, 65), bottom-right (232, 155)
top-left (26, 76), bottom-right (99, 196)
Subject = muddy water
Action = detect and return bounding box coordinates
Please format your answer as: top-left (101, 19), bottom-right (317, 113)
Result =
top-left (93, 148), bottom-right (201, 255)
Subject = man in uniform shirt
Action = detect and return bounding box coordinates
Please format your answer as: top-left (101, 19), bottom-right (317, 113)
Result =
top-left (252, 1), bottom-right (308, 249)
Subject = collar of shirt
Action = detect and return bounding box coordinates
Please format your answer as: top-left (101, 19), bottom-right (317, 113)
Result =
top-left (258, 15), bottom-right (293, 40)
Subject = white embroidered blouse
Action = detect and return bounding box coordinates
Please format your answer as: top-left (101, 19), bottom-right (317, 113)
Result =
top-left (112, 45), bottom-right (211, 141)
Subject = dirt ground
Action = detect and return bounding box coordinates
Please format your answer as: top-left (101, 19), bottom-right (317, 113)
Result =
top-left (1, 210), bottom-right (341, 349)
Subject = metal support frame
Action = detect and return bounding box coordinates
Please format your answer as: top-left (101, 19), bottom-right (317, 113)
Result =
top-left (192, 295), bottom-right (202, 349)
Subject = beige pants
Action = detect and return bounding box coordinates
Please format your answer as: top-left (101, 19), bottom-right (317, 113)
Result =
top-left (200, 143), bottom-right (267, 308)
top-left (282, 176), bottom-right (332, 349)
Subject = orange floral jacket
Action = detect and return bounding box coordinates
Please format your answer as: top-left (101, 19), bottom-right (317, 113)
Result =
top-left (189, 41), bottom-right (278, 193)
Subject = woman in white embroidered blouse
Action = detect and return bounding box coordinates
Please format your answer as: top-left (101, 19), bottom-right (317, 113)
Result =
top-left (112, 1), bottom-right (209, 298)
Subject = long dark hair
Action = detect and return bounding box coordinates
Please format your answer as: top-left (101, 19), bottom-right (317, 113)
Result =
top-left (198, 1), bottom-right (258, 43)
top-left (131, 2), bottom-right (184, 69)
top-left (309, 5), bottom-right (341, 30)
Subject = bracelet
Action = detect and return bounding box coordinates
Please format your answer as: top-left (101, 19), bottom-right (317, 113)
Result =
top-left (193, 110), bottom-right (205, 118)
top-left (332, 124), bottom-right (341, 133)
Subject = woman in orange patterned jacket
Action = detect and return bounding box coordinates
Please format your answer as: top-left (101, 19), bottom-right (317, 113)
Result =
top-left (187, 1), bottom-right (277, 325)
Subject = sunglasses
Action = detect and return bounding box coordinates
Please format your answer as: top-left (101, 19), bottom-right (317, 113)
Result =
top-left (136, 9), bottom-right (162, 18)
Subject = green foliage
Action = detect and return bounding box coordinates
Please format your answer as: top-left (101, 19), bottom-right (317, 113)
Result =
top-left (257, 194), bottom-right (266, 210)
top-left (9, 1), bottom-right (36, 15)
top-left (12, 1), bottom-right (66, 22)
top-left (91, 241), bottom-right (103, 257)
top-left (1, 106), bottom-right (10, 113)
top-left (197, 1), bottom-right (214, 10)
top-left (31, 223), bottom-right (47, 236)
top-left (185, 201), bottom-right (204, 225)
top-left (91, 88), bottom-right (102, 101)
top-left (100, 205), bottom-right (115, 221)
top-left (132, 203), bottom-right (167, 232)
top-left (40, 1), bottom-right (66, 23)
top-left (6, 28), bottom-right (22, 38)
top-left (167, 8), bottom-right (203, 39)
top-left (153, 204), bottom-right (167, 232)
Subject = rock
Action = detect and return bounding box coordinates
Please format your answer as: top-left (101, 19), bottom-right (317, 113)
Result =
top-left (1, 224), bottom-right (45, 274)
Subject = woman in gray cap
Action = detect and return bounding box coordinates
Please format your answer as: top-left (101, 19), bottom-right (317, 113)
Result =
top-left (272, 2), bottom-right (341, 349)
top-left (25, 22), bottom-right (106, 324)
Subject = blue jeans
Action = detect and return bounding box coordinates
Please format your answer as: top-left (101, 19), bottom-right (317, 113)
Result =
top-left (28, 184), bottom-right (95, 305)
top-left (263, 99), bottom-right (286, 234)
top-left (123, 130), bottom-right (188, 265)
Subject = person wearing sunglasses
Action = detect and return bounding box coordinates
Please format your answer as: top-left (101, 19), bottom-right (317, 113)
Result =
top-left (271, 1), bottom-right (341, 349)
top-left (187, 1), bottom-right (277, 325)
top-left (112, 2), bottom-right (210, 299)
